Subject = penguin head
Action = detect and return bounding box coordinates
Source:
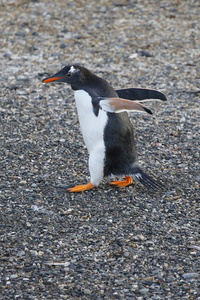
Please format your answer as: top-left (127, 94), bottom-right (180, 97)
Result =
top-left (42, 65), bottom-right (93, 89)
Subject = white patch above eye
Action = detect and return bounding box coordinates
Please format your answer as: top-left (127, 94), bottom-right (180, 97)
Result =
top-left (69, 66), bottom-right (77, 74)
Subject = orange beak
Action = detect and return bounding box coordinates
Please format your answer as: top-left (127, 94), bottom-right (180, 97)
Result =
top-left (42, 76), bottom-right (66, 83)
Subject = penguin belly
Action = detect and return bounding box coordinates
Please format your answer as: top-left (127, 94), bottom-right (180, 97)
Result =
top-left (74, 90), bottom-right (108, 185)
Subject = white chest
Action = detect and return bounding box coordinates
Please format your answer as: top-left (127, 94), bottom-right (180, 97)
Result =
top-left (74, 90), bottom-right (108, 153)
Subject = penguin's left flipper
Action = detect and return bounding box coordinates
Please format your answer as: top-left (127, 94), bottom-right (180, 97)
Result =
top-left (116, 88), bottom-right (167, 102)
top-left (67, 182), bottom-right (95, 192)
top-left (96, 97), bottom-right (152, 114)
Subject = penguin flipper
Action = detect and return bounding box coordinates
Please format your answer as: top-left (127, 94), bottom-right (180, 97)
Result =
top-left (116, 88), bottom-right (167, 102)
top-left (97, 97), bottom-right (152, 114)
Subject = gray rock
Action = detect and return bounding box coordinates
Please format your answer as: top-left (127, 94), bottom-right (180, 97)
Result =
top-left (17, 251), bottom-right (25, 257)
top-left (84, 289), bottom-right (91, 295)
top-left (182, 273), bottom-right (199, 279)
top-left (140, 288), bottom-right (149, 294)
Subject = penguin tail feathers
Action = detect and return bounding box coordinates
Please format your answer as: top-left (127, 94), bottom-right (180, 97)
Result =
top-left (130, 165), bottom-right (164, 191)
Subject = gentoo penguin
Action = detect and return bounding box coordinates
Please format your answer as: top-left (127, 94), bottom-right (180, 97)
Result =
top-left (42, 65), bottom-right (166, 192)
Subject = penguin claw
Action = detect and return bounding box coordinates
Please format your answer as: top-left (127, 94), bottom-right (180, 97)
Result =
top-left (67, 182), bottom-right (95, 192)
top-left (109, 176), bottom-right (133, 187)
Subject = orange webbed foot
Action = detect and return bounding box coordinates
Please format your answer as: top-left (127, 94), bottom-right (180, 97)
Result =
top-left (67, 182), bottom-right (95, 192)
top-left (109, 176), bottom-right (133, 187)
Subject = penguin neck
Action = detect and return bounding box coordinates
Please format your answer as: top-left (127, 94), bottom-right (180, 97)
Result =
top-left (71, 72), bottom-right (100, 91)
top-left (71, 75), bottom-right (117, 98)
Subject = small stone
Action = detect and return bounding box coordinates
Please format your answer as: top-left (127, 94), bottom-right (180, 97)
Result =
top-left (38, 283), bottom-right (45, 290)
top-left (30, 250), bottom-right (38, 256)
top-left (140, 288), bottom-right (149, 294)
top-left (195, 176), bottom-right (200, 183)
top-left (137, 234), bottom-right (146, 241)
top-left (31, 205), bottom-right (40, 211)
top-left (182, 273), bottom-right (199, 279)
top-left (124, 251), bottom-right (129, 257)
top-left (59, 138), bottom-right (65, 143)
top-left (84, 289), bottom-right (91, 295)
top-left (17, 250), bottom-right (25, 256)
top-left (60, 43), bottom-right (67, 49)
top-left (129, 53), bottom-right (138, 59)
top-left (171, 130), bottom-right (179, 137)
top-left (3, 51), bottom-right (12, 58)
top-left (31, 183), bottom-right (37, 188)
top-left (132, 284), bottom-right (138, 290)
top-left (180, 116), bottom-right (186, 123)
top-left (10, 274), bottom-right (18, 279)
top-left (115, 279), bottom-right (122, 285)
top-left (140, 50), bottom-right (152, 57)
top-left (166, 190), bottom-right (176, 196)
top-left (9, 84), bottom-right (19, 90)
top-left (16, 76), bottom-right (30, 82)
top-left (188, 245), bottom-right (200, 251)
top-left (64, 267), bottom-right (69, 272)
top-left (16, 90), bottom-right (27, 95)
top-left (19, 180), bottom-right (27, 185)
top-left (15, 32), bottom-right (25, 37)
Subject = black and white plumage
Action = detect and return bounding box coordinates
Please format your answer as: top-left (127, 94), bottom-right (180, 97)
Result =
top-left (42, 65), bottom-right (166, 192)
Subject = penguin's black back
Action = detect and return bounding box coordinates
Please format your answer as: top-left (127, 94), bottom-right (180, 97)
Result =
top-left (103, 112), bottom-right (137, 177)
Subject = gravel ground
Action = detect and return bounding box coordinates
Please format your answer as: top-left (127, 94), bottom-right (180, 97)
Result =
top-left (0, 0), bottom-right (199, 299)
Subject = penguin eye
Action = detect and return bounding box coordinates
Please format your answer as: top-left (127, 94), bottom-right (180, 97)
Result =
top-left (66, 73), bottom-right (71, 77)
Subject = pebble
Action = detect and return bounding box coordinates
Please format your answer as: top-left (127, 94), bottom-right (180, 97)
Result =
top-left (17, 251), bottom-right (25, 257)
top-left (139, 288), bottom-right (149, 294)
top-left (115, 279), bottom-right (123, 285)
top-left (166, 190), bottom-right (176, 196)
top-left (140, 50), bottom-right (152, 57)
top-left (16, 76), bottom-right (30, 82)
top-left (137, 234), bottom-right (146, 241)
top-left (182, 273), bottom-right (199, 279)
top-left (84, 289), bottom-right (91, 295)
top-left (124, 251), bottom-right (129, 257)
top-left (19, 180), bottom-right (27, 185)
top-left (30, 250), bottom-right (38, 256)
top-left (195, 176), bottom-right (200, 183)
top-left (60, 43), bottom-right (67, 49)
top-left (59, 138), bottom-right (65, 143)
top-left (31, 183), bottom-right (37, 188)
top-left (188, 245), bottom-right (200, 251)
top-left (180, 116), bottom-right (186, 123)
top-left (10, 274), bottom-right (18, 279)
top-left (129, 53), bottom-right (138, 59)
